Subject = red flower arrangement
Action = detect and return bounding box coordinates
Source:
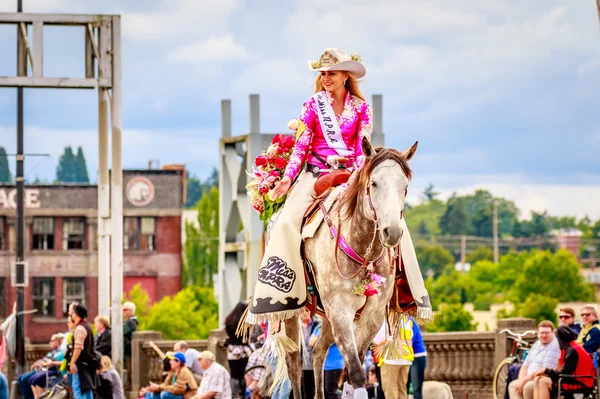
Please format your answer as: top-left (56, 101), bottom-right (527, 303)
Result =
top-left (246, 132), bottom-right (296, 223)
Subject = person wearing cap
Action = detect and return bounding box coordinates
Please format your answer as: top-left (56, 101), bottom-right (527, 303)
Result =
top-left (18, 334), bottom-right (64, 399)
top-left (68, 304), bottom-right (99, 399)
top-left (173, 341), bottom-right (203, 385)
top-left (194, 350), bottom-right (232, 399)
top-left (247, 47), bottom-right (372, 331)
top-left (142, 351), bottom-right (198, 399)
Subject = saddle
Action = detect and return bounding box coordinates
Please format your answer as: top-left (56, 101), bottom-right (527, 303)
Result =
top-left (314, 169), bottom-right (352, 196)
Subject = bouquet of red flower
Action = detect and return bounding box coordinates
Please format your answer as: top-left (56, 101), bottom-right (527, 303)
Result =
top-left (246, 132), bottom-right (296, 223)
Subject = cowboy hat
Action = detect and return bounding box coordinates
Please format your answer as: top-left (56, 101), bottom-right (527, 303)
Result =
top-left (308, 48), bottom-right (366, 79)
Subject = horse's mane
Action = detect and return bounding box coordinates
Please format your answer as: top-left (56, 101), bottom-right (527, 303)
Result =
top-left (338, 147), bottom-right (413, 220)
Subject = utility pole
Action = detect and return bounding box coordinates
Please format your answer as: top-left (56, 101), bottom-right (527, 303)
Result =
top-left (15, 0), bottom-right (26, 376)
top-left (493, 199), bottom-right (499, 263)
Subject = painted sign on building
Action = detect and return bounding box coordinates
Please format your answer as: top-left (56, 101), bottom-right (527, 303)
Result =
top-left (0, 188), bottom-right (41, 209)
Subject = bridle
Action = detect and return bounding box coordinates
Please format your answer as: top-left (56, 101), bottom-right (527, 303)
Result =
top-left (320, 181), bottom-right (408, 281)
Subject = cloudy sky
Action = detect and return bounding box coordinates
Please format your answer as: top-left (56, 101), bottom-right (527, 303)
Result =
top-left (0, 0), bottom-right (599, 219)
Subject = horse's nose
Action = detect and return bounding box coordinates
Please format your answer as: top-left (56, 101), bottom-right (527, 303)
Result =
top-left (382, 226), bottom-right (403, 247)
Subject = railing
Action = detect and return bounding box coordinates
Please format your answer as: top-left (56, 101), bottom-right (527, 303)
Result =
top-left (423, 331), bottom-right (496, 399)
top-left (6, 318), bottom-right (537, 399)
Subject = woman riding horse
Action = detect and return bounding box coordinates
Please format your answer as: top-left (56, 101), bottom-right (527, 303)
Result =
top-left (246, 48), bottom-right (372, 327)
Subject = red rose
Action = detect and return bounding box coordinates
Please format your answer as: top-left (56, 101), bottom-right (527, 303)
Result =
top-left (255, 156), bottom-right (267, 166)
top-left (283, 136), bottom-right (295, 149)
top-left (272, 134), bottom-right (284, 145)
top-left (270, 170), bottom-right (279, 177)
top-left (274, 157), bottom-right (287, 169)
top-left (259, 186), bottom-right (269, 195)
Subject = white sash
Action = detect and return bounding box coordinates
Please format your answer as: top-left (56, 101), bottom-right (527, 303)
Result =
top-left (313, 92), bottom-right (353, 157)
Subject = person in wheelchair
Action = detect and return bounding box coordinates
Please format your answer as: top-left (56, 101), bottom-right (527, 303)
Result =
top-left (18, 334), bottom-right (65, 399)
top-left (532, 326), bottom-right (595, 399)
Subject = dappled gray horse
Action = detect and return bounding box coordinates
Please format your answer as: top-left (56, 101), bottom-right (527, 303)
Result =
top-left (283, 139), bottom-right (419, 399)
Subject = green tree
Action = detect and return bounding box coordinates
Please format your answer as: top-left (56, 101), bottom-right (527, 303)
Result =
top-left (140, 286), bottom-right (218, 340)
top-left (511, 249), bottom-right (595, 303)
top-left (426, 267), bottom-right (468, 309)
top-left (439, 196), bottom-right (472, 235)
top-left (513, 211), bottom-right (551, 238)
top-left (124, 283), bottom-right (151, 320)
top-left (183, 187), bottom-right (219, 287)
top-left (186, 175), bottom-right (203, 208)
top-left (466, 246), bottom-right (494, 264)
top-left (74, 146), bottom-right (90, 183)
top-left (518, 294), bottom-right (558, 325)
top-left (416, 244), bottom-right (455, 278)
top-left (421, 183), bottom-right (439, 202)
top-left (56, 146), bottom-right (77, 183)
top-left (406, 199), bottom-right (446, 237)
top-left (426, 303), bottom-right (477, 332)
top-left (0, 147), bottom-right (11, 183)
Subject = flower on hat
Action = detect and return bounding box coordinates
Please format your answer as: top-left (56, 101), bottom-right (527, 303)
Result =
top-left (287, 119), bottom-right (299, 131)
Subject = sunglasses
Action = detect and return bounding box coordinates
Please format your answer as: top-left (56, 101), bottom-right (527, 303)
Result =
top-left (581, 313), bottom-right (591, 317)
top-left (559, 315), bottom-right (572, 319)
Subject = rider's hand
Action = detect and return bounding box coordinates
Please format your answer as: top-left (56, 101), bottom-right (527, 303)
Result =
top-left (271, 176), bottom-right (291, 201)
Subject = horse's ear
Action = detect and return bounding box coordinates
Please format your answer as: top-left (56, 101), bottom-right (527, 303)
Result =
top-left (361, 136), bottom-right (377, 159)
top-left (401, 141), bottom-right (418, 161)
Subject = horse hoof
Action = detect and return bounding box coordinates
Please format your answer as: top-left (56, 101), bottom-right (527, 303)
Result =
top-left (353, 387), bottom-right (368, 399)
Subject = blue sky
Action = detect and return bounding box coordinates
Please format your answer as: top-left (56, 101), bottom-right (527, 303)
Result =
top-left (0, 0), bottom-right (599, 218)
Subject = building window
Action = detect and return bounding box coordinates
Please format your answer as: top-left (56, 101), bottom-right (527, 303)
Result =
top-left (63, 218), bottom-right (86, 250)
top-left (124, 217), bottom-right (156, 251)
top-left (0, 217), bottom-right (5, 250)
top-left (141, 217), bottom-right (156, 251)
top-left (32, 278), bottom-right (55, 317)
top-left (33, 217), bottom-right (54, 250)
top-left (63, 278), bottom-right (85, 317)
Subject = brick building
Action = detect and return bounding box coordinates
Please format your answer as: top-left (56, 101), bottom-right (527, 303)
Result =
top-left (0, 169), bottom-right (184, 343)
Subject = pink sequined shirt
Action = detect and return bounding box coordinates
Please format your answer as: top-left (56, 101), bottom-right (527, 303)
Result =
top-left (283, 90), bottom-right (373, 181)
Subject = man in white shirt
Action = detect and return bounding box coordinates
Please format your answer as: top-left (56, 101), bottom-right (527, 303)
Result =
top-left (508, 320), bottom-right (560, 399)
top-left (174, 341), bottom-right (204, 384)
top-left (193, 350), bottom-right (232, 399)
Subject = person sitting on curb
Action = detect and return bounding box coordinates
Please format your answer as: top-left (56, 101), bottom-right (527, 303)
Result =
top-left (532, 326), bottom-right (595, 399)
top-left (141, 351), bottom-right (198, 399)
top-left (194, 351), bottom-right (232, 399)
top-left (508, 320), bottom-right (560, 399)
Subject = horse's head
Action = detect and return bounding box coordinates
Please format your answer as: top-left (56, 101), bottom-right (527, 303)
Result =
top-left (341, 138), bottom-right (417, 248)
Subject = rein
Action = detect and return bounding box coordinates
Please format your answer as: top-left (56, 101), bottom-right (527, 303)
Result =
top-left (319, 184), bottom-right (408, 281)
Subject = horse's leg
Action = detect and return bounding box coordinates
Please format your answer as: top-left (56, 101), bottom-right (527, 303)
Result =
top-left (328, 310), bottom-right (368, 396)
top-left (313, 318), bottom-right (335, 399)
top-left (355, 312), bottom-right (386, 367)
top-left (284, 315), bottom-right (303, 399)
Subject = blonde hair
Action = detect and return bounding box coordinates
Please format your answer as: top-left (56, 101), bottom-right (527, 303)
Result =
top-left (101, 355), bottom-right (112, 372)
top-left (94, 315), bottom-right (110, 329)
top-left (314, 73), bottom-right (365, 101)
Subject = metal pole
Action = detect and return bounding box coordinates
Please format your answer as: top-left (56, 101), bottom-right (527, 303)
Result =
top-left (493, 199), bottom-right (499, 263)
top-left (97, 87), bottom-right (110, 317)
top-left (15, 0), bottom-right (26, 377)
top-left (110, 15), bottom-right (124, 376)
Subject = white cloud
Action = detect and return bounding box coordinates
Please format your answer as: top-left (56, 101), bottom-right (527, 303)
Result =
top-left (166, 35), bottom-right (250, 64)
top-left (406, 180), bottom-right (600, 220)
top-left (0, 125), bottom-right (220, 181)
top-left (122, 0), bottom-right (242, 42)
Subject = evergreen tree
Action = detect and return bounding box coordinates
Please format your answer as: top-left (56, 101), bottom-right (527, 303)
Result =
top-left (75, 146), bottom-right (90, 183)
top-left (0, 147), bottom-right (11, 183)
top-left (421, 182), bottom-right (439, 202)
top-left (56, 146), bottom-right (77, 183)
